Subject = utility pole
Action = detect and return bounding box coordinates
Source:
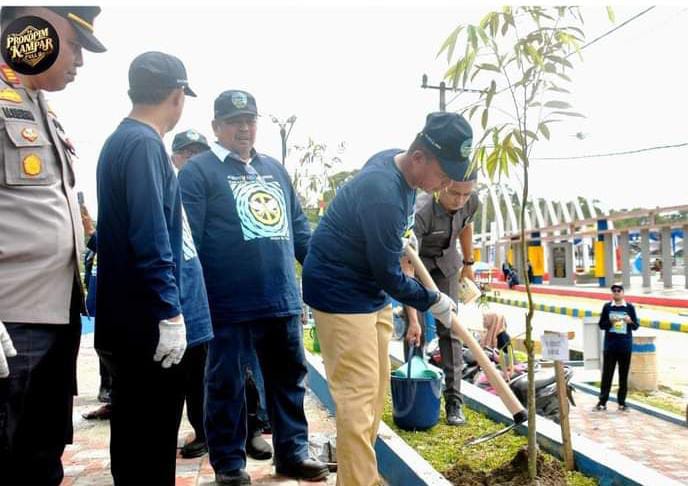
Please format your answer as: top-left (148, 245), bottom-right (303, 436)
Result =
top-left (421, 74), bottom-right (483, 112)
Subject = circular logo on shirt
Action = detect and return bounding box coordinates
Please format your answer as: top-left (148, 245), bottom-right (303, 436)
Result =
top-left (248, 190), bottom-right (282, 226)
top-left (1, 16), bottom-right (60, 75)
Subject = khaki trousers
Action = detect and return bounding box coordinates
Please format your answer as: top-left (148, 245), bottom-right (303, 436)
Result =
top-left (313, 306), bottom-right (393, 486)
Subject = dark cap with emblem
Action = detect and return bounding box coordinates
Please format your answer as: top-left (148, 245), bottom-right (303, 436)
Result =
top-left (610, 283), bottom-right (624, 291)
top-left (172, 129), bottom-right (209, 152)
top-left (47, 7), bottom-right (106, 53)
top-left (418, 112), bottom-right (475, 181)
top-left (214, 90), bottom-right (258, 120)
top-left (128, 51), bottom-right (196, 97)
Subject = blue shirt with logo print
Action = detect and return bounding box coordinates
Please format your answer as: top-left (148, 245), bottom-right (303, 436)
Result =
top-left (303, 149), bottom-right (438, 314)
top-left (178, 143), bottom-right (311, 325)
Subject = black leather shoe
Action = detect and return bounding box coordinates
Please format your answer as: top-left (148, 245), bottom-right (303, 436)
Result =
top-left (181, 438), bottom-right (208, 458)
top-left (246, 433), bottom-right (272, 460)
top-left (215, 469), bottom-right (251, 485)
top-left (276, 458), bottom-right (329, 481)
top-left (97, 386), bottom-right (111, 404)
top-left (446, 403), bottom-right (466, 426)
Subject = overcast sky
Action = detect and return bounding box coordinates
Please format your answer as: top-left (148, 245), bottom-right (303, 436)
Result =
top-left (37, 2), bottom-right (687, 212)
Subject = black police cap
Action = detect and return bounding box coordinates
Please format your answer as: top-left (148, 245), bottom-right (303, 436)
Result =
top-left (129, 51), bottom-right (196, 97)
top-left (47, 7), bottom-right (106, 53)
top-left (418, 112), bottom-right (475, 181)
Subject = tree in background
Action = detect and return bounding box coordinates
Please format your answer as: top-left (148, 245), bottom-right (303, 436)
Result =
top-left (439, 6), bottom-right (613, 478)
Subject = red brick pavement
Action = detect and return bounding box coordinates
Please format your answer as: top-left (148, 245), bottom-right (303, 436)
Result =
top-left (569, 390), bottom-right (688, 484)
top-left (62, 335), bottom-right (337, 485)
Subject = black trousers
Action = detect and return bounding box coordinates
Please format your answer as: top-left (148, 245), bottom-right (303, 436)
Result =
top-left (182, 343), bottom-right (207, 442)
top-left (0, 283), bottom-right (81, 486)
top-left (599, 350), bottom-right (632, 406)
top-left (100, 351), bottom-right (185, 486)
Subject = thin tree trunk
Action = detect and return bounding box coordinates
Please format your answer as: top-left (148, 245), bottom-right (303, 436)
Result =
top-left (521, 158), bottom-right (537, 481)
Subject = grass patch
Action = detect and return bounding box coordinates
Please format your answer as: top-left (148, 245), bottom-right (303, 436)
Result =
top-left (587, 382), bottom-right (685, 416)
top-left (382, 396), bottom-right (596, 485)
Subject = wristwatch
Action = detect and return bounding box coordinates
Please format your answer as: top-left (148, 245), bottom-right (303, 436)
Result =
top-left (462, 259), bottom-right (475, 266)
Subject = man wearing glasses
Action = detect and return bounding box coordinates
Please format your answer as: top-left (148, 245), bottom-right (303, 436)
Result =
top-left (178, 90), bottom-right (328, 485)
top-left (595, 283), bottom-right (639, 412)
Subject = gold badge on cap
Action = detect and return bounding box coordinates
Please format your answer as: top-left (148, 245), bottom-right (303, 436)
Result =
top-left (22, 153), bottom-right (42, 176)
top-left (0, 88), bottom-right (22, 103)
top-left (20, 127), bottom-right (38, 142)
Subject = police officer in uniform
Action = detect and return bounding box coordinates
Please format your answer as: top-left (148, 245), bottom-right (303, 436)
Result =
top-left (412, 178), bottom-right (479, 426)
top-left (0, 6), bottom-right (105, 485)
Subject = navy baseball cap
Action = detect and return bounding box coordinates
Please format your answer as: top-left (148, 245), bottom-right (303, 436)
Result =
top-left (610, 283), bottom-right (624, 291)
top-left (128, 51), bottom-right (196, 97)
top-left (172, 129), bottom-right (209, 152)
top-left (214, 90), bottom-right (258, 120)
top-left (418, 112), bottom-right (475, 181)
top-left (47, 7), bottom-right (106, 53)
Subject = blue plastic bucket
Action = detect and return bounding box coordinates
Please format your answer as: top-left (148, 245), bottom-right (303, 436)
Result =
top-left (391, 347), bottom-right (442, 431)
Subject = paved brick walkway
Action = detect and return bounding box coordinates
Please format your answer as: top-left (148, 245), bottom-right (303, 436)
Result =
top-left (569, 390), bottom-right (688, 483)
top-left (63, 334), bottom-right (337, 485)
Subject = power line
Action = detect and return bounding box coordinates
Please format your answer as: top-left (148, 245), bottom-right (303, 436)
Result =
top-left (533, 141), bottom-right (688, 160)
top-left (451, 7), bottom-right (657, 112)
top-left (565, 6), bottom-right (656, 59)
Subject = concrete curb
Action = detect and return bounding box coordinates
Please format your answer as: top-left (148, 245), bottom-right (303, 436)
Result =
top-left (304, 350), bottom-right (451, 485)
top-left (489, 281), bottom-right (688, 309)
top-left (460, 380), bottom-right (683, 486)
top-left (486, 295), bottom-right (688, 333)
top-left (572, 381), bottom-right (688, 428)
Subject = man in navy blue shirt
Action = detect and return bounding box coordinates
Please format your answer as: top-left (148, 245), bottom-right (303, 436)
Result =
top-left (179, 90), bottom-right (328, 485)
top-left (96, 51), bottom-right (203, 485)
top-left (596, 284), bottom-right (639, 411)
top-left (302, 112), bottom-right (473, 485)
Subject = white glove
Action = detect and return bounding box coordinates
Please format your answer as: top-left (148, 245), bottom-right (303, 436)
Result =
top-left (154, 316), bottom-right (187, 368)
top-left (402, 232), bottom-right (418, 252)
top-left (430, 292), bottom-right (457, 329)
top-left (0, 320), bottom-right (18, 379)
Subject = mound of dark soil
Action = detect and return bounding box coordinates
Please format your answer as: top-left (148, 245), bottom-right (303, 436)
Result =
top-left (443, 447), bottom-right (567, 486)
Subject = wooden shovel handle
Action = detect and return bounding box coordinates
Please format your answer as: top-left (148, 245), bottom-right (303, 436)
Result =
top-left (405, 247), bottom-right (527, 423)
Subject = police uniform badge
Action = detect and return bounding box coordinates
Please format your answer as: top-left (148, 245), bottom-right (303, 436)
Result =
top-left (20, 127), bottom-right (38, 142)
top-left (22, 153), bottom-right (42, 176)
top-left (187, 130), bottom-right (200, 141)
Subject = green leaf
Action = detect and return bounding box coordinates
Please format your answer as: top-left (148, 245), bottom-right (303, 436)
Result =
top-left (547, 55), bottom-right (574, 69)
top-left (479, 63), bottom-right (501, 73)
top-left (468, 25), bottom-right (478, 51)
top-left (486, 80), bottom-right (497, 108)
top-left (544, 100), bottom-right (571, 109)
top-left (556, 72), bottom-right (572, 82)
top-left (538, 122), bottom-right (551, 140)
top-left (524, 130), bottom-right (539, 141)
top-left (550, 110), bottom-right (586, 118)
top-left (437, 25), bottom-right (464, 61)
top-left (525, 44), bottom-right (544, 67)
top-left (469, 104), bottom-right (480, 120)
top-left (546, 85), bottom-right (570, 94)
top-left (481, 108), bottom-right (489, 129)
top-left (486, 149), bottom-right (499, 178)
top-left (606, 6), bottom-right (616, 23)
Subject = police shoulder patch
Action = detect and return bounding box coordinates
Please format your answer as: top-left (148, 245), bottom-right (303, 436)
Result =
top-left (0, 87), bottom-right (22, 103)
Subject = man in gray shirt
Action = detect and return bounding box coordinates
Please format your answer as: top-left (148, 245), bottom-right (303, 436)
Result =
top-left (412, 179), bottom-right (479, 425)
